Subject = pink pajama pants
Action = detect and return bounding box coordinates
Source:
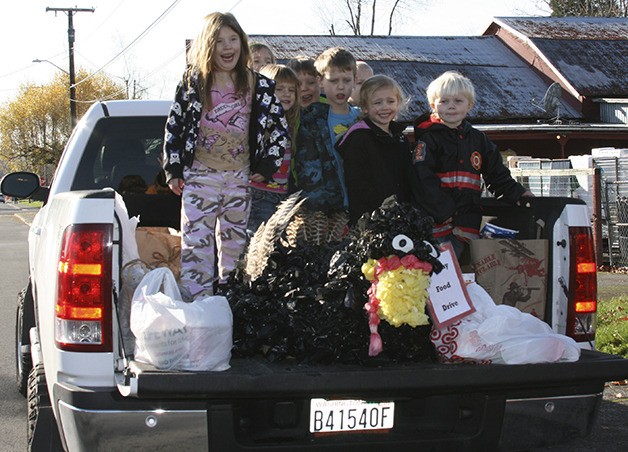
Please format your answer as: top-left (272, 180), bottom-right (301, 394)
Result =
top-left (180, 160), bottom-right (250, 298)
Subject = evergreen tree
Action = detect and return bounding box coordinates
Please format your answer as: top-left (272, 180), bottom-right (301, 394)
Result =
top-left (549, 0), bottom-right (627, 17)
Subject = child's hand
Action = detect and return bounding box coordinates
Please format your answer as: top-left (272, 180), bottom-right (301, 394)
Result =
top-left (168, 178), bottom-right (184, 196)
top-left (517, 190), bottom-right (535, 206)
top-left (249, 173), bottom-right (265, 183)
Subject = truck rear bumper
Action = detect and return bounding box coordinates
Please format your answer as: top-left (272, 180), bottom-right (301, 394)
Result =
top-left (57, 400), bottom-right (208, 451)
top-left (500, 393), bottom-right (601, 450)
top-left (54, 383), bottom-right (209, 452)
top-left (54, 381), bottom-right (602, 452)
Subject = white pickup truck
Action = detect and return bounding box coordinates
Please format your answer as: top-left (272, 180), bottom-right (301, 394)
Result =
top-left (3, 99), bottom-right (628, 452)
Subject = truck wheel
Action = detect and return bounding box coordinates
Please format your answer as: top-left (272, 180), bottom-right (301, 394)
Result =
top-left (16, 286), bottom-right (35, 397)
top-left (27, 364), bottom-right (64, 452)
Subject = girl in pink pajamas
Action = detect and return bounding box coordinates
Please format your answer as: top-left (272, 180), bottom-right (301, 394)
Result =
top-left (163, 12), bottom-right (289, 298)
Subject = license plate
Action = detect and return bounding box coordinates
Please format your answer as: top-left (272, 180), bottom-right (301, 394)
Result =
top-left (309, 398), bottom-right (395, 433)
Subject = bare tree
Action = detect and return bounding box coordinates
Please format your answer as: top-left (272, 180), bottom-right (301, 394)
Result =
top-left (345, 0), bottom-right (363, 35)
top-left (316, 0), bottom-right (426, 36)
top-left (388, 0), bottom-right (402, 35)
top-left (371, 0), bottom-right (377, 35)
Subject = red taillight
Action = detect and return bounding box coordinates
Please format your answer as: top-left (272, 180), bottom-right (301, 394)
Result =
top-left (566, 227), bottom-right (597, 342)
top-left (56, 224), bottom-right (113, 352)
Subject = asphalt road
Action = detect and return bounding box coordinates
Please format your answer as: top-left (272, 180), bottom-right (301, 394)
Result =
top-left (0, 204), bottom-right (30, 451)
top-left (0, 202), bottom-right (627, 451)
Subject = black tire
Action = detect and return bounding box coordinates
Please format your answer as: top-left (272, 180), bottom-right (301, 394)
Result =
top-left (16, 285), bottom-right (35, 397)
top-left (27, 363), bottom-right (64, 451)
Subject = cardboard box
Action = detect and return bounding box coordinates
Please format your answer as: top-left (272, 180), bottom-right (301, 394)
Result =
top-left (470, 239), bottom-right (548, 319)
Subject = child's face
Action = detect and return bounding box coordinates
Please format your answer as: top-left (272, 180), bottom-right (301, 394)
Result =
top-left (320, 67), bottom-right (355, 112)
top-left (212, 26), bottom-right (241, 74)
top-left (275, 81), bottom-right (297, 111)
top-left (349, 65), bottom-right (374, 105)
top-left (363, 86), bottom-right (399, 132)
top-left (252, 48), bottom-right (273, 71)
top-left (297, 71), bottom-right (321, 108)
top-left (431, 93), bottom-right (473, 128)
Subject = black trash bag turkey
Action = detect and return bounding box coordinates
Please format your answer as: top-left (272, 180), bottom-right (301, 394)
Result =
top-left (226, 194), bottom-right (444, 365)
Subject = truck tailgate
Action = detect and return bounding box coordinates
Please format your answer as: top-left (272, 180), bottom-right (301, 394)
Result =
top-left (121, 350), bottom-right (628, 399)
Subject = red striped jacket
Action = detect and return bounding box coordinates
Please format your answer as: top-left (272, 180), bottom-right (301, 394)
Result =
top-left (411, 115), bottom-right (527, 241)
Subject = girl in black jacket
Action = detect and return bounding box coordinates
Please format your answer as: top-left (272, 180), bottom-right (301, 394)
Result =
top-left (336, 75), bottom-right (414, 226)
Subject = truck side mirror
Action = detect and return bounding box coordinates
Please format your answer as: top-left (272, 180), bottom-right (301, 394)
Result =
top-left (0, 172), bottom-right (48, 203)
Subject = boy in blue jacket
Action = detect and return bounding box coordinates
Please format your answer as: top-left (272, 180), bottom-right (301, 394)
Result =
top-left (291, 47), bottom-right (360, 213)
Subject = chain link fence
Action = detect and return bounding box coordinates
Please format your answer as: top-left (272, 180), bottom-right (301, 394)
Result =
top-left (504, 157), bottom-right (628, 267)
top-left (596, 156), bottom-right (628, 267)
top-left (602, 180), bottom-right (628, 267)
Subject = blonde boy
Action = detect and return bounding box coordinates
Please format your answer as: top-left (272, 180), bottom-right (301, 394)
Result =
top-left (412, 71), bottom-right (533, 259)
top-left (290, 47), bottom-right (360, 212)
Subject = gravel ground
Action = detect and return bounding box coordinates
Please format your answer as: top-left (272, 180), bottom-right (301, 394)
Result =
top-left (597, 271), bottom-right (628, 300)
top-left (540, 271), bottom-right (628, 451)
top-left (535, 385), bottom-right (628, 452)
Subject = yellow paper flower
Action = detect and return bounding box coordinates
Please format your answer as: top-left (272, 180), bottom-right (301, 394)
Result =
top-left (372, 266), bottom-right (431, 327)
top-left (361, 258), bottom-right (378, 282)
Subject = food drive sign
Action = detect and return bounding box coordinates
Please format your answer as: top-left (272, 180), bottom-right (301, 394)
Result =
top-left (427, 243), bottom-right (475, 328)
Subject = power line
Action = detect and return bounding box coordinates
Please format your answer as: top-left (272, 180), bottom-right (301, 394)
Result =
top-left (84, 0), bottom-right (127, 42)
top-left (0, 65), bottom-right (33, 81)
top-left (74, 46), bottom-right (185, 103)
top-left (142, 47), bottom-right (186, 80)
top-left (0, 54), bottom-right (65, 81)
top-left (72, 0), bottom-right (181, 89)
top-left (46, 6), bottom-right (95, 127)
top-left (228, 0), bottom-right (246, 11)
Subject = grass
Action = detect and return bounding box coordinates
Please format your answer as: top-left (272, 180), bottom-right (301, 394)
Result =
top-left (16, 199), bottom-right (43, 208)
top-left (597, 295), bottom-right (628, 358)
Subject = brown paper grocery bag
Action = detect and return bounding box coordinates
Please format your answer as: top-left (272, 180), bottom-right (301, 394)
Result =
top-left (470, 239), bottom-right (548, 319)
top-left (135, 227), bottom-right (182, 280)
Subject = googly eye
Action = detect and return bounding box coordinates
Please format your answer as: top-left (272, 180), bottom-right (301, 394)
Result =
top-left (392, 234), bottom-right (414, 253)
top-left (423, 240), bottom-right (439, 258)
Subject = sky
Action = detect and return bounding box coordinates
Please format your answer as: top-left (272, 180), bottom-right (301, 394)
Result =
top-left (0, 0), bottom-right (549, 104)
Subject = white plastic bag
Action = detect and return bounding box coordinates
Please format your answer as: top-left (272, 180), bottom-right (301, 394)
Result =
top-left (130, 267), bottom-right (233, 371)
top-left (119, 260), bottom-right (149, 356)
top-left (114, 193), bottom-right (148, 357)
top-left (430, 282), bottom-right (581, 364)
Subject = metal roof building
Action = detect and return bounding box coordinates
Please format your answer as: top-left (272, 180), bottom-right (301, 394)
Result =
top-left (250, 17), bottom-right (628, 125)
top-left (484, 17), bottom-right (628, 121)
top-left (249, 34), bottom-right (582, 124)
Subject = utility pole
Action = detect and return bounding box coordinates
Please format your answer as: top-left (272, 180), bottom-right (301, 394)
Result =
top-left (46, 6), bottom-right (95, 128)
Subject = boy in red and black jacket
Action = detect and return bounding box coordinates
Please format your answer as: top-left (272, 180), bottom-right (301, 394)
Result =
top-left (411, 71), bottom-right (533, 258)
